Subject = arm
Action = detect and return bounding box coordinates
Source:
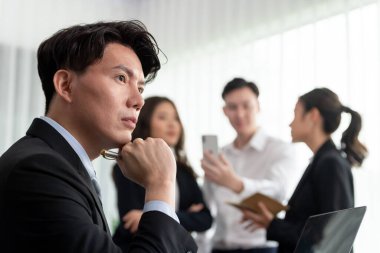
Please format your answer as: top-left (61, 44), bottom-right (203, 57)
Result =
top-left (313, 156), bottom-right (354, 212)
top-left (266, 218), bottom-right (304, 249)
top-left (176, 168), bottom-right (213, 232)
top-left (5, 154), bottom-right (122, 253)
top-left (238, 143), bottom-right (295, 200)
top-left (201, 143), bottom-right (295, 201)
top-left (117, 138), bottom-right (197, 252)
top-left (241, 203), bottom-right (303, 250)
top-left (6, 149), bottom-right (196, 252)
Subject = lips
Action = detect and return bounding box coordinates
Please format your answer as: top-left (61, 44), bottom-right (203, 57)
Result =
top-left (121, 117), bottom-right (137, 129)
top-left (166, 131), bottom-right (178, 137)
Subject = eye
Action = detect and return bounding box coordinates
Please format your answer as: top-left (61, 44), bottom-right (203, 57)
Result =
top-left (138, 86), bottom-right (144, 94)
top-left (117, 75), bottom-right (126, 83)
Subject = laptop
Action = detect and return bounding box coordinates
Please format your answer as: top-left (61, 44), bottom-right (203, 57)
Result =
top-left (293, 206), bottom-right (366, 253)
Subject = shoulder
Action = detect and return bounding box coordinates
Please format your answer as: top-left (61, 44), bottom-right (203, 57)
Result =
top-left (314, 150), bottom-right (351, 177)
top-left (1, 136), bottom-right (71, 173)
top-left (317, 149), bottom-right (349, 167)
top-left (263, 135), bottom-right (294, 158)
top-left (1, 136), bottom-right (83, 192)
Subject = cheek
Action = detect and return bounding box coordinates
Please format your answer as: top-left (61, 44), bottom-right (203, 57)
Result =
top-left (150, 122), bottom-right (165, 138)
top-left (175, 122), bottom-right (182, 133)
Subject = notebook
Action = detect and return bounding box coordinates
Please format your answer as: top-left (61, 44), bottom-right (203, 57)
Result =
top-left (293, 206), bottom-right (366, 253)
top-left (227, 192), bottom-right (288, 215)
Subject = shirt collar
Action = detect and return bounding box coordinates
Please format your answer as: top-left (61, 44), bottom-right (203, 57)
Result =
top-left (40, 116), bottom-right (97, 179)
top-left (226, 128), bottom-right (267, 152)
top-left (248, 128), bottom-right (266, 151)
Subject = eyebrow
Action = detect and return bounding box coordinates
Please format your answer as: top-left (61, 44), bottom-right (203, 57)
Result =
top-left (112, 65), bottom-right (145, 86)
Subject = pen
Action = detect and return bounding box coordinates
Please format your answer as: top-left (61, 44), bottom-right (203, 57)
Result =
top-left (100, 149), bottom-right (119, 160)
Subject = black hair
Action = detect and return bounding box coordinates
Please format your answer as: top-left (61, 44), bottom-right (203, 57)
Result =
top-left (222, 77), bottom-right (259, 99)
top-left (37, 20), bottom-right (161, 114)
top-left (299, 88), bottom-right (367, 167)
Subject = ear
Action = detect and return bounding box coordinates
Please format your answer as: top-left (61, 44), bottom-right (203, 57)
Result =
top-left (309, 107), bottom-right (321, 124)
top-left (53, 69), bottom-right (74, 103)
top-left (223, 105), bottom-right (228, 116)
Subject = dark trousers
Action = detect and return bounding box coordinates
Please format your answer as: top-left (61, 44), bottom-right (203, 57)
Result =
top-left (212, 248), bottom-right (277, 253)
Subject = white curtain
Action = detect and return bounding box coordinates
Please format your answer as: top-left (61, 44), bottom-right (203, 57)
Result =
top-left (1, 0), bottom-right (379, 251)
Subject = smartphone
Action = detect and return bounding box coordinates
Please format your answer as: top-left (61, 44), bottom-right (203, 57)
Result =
top-left (202, 135), bottom-right (219, 155)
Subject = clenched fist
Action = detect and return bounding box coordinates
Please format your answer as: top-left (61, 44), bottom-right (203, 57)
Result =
top-left (117, 137), bottom-right (177, 208)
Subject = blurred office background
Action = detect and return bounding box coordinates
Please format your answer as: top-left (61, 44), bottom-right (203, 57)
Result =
top-left (1, 0), bottom-right (379, 251)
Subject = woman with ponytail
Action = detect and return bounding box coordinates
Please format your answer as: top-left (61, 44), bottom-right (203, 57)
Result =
top-left (241, 88), bottom-right (367, 253)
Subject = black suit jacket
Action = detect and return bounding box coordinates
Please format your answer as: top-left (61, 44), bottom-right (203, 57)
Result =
top-left (113, 162), bottom-right (212, 252)
top-left (267, 139), bottom-right (354, 253)
top-left (0, 118), bottom-right (197, 253)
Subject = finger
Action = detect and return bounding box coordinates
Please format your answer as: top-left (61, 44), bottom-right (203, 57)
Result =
top-left (240, 219), bottom-right (259, 232)
top-left (131, 220), bottom-right (139, 233)
top-left (203, 151), bottom-right (220, 165)
top-left (132, 137), bottom-right (144, 144)
top-left (201, 160), bottom-right (220, 175)
top-left (258, 202), bottom-right (273, 219)
top-left (122, 212), bottom-right (130, 222)
top-left (188, 203), bottom-right (204, 212)
top-left (204, 169), bottom-right (221, 181)
top-left (219, 153), bottom-right (230, 166)
top-left (242, 210), bottom-right (256, 220)
top-left (123, 217), bottom-right (133, 230)
top-left (242, 210), bottom-right (264, 224)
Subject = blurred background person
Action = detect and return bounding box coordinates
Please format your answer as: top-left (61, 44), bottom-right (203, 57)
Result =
top-left (242, 87), bottom-right (367, 253)
top-left (112, 96), bottom-right (213, 252)
top-left (201, 78), bottom-right (296, 253)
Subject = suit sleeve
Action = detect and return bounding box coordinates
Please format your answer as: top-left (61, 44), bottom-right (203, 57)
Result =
top-left (267, 218), bottom-right (305, 249)
top-left (113, 164), bottom-right (145, 218)
top-left (5, 154), bottom-right (196, 253)
top-left (176, 169), bottom-right (213, 232)
top-left (267, 154), bottom-right (354, 250)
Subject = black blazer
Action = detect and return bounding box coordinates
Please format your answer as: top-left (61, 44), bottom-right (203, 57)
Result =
top-left (0, 118), bottom-right (197, 253)
top-left (113, 161), bottom-right (212, 252)
top-left (266, 139), bottom-right (354, 253)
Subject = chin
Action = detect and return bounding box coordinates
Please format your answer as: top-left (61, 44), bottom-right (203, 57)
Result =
top-left (112, 134), bottom-right (132, 148)
top-left (291, 137), bottom-right (301, 143)
top-left (165, 139), bottom-right (177, 147)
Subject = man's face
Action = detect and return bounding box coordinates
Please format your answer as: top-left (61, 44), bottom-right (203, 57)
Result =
top-left (223, 87), bottom-right (259, 136)
top-left (69, 43), bottom-right (145, 151)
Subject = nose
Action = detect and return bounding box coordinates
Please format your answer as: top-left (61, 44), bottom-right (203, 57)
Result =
top-left (289, 118), bottom-right (294, 128)
top-left (236, 107), bottom-right (245, 119)
top-left (127, 85), bottom-right (144, 111)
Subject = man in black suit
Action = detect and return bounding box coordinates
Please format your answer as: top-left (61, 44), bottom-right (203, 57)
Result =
top-left (0, 21), bottom-right (197, 253)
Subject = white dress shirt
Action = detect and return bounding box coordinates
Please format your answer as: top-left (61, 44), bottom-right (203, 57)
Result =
top-left (204, 128), bottom-right (296, 250)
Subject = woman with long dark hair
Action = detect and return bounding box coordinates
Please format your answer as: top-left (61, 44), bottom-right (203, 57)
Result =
top-left (242, 88), bottom-right (367, 253)
top-left (112, 96), bottom-right (213, 252)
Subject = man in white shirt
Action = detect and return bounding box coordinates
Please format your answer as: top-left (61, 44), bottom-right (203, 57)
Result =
top-left (201, 78), bottom-right (295, 253)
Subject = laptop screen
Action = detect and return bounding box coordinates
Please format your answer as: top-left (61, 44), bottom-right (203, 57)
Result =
top-left (293, 206), bottom-right (366, 253)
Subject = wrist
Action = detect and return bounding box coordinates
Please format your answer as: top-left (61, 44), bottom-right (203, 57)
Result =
top-left (229, 175), bottom-right (244, 193)
top-left (145, 180), bottom-right (175, 208)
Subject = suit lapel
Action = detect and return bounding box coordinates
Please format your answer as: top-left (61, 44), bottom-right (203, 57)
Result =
top-left (26, 118), bottom-right (110, 235)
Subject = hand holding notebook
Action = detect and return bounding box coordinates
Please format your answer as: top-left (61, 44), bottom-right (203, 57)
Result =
top-left (228, 192), bottom-right (288, 215)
